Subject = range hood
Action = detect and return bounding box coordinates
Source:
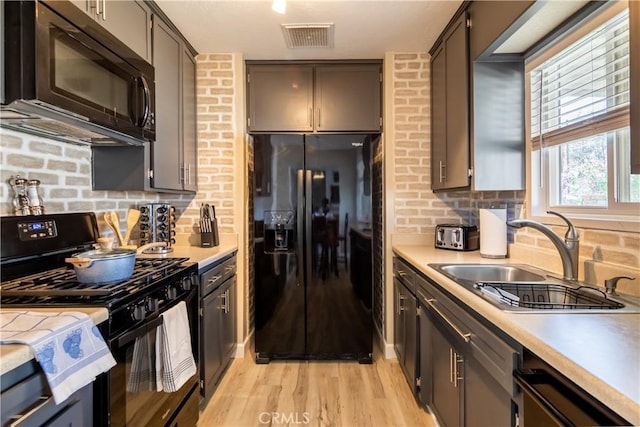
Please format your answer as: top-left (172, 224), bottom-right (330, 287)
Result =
top-left (1, 0), bottom-right (155, 146)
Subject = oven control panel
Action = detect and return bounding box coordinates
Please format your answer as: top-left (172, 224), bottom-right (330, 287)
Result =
top-left (17, 220), bottom-right (58, 241)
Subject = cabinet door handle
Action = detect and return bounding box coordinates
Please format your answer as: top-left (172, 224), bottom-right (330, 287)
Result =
top-left (101, 0), bottom-right (107, 20)
top-left (425, 298), bottom-right (471, 343)
top-left (453, 351), bottom-right (463, 388)
top-left (317, 108), bottom-right (321, 129)
top-left (218, 291), bottom-right (227, 312)
top-left (439, 161), bottom-right (446, 183)
top-left (449, 348), bottom-right (454, 384)
top-left (309, 107), bottom-right (313, 128)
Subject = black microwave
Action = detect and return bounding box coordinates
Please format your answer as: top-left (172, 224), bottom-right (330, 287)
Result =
top-left (1, 0), bottom-right (155, 146)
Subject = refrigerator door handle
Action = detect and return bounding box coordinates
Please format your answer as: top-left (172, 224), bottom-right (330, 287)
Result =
top-left (304, 169), bottom-right (313, 287)
top-left (297, 169), bottom-right (305, 287)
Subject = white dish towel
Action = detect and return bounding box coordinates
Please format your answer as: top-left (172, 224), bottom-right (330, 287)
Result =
top-left (155, 301), bottom-right (196, 392)
top-left (0, 311), bottom-right (116, 404)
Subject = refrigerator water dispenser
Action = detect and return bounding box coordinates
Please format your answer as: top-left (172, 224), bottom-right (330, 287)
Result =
top-left (264, 210), bottom-right (295, 253)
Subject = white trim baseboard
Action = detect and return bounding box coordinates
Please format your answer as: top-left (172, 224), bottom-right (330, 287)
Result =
top-left (233, 329), bottom-right (253, 358)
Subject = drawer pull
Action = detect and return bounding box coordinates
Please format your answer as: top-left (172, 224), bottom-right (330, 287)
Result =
top-left (425, 298), bottom-right (471, 343)
top-left (10, 396), bottom-right (53, 427)
top-left (208, 275), bottom-right (222, 284)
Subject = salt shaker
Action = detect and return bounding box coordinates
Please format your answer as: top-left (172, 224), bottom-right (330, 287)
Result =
top-left (27, 179), bottom-right (45, 215)
top-left (10, 175), bottom-right (31, 216)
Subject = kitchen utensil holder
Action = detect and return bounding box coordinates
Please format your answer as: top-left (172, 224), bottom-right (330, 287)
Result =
top-left (139, 203), bottom-right (175, 253)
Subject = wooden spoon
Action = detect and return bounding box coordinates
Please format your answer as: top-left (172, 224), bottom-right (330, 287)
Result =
top-left (123, 209), bottom-right (141, 246)
top-left (104, 212), bottom-right (124, 247)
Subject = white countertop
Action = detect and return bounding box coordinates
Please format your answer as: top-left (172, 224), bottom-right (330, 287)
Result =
top-left (392, 245), bottom-right (640, 426)
top-left (0, 243), bottom-right (238, 377)
top-left (0, 307), bottom-right (109, 376)
top-left (139, 243), bottom-right (238, 271)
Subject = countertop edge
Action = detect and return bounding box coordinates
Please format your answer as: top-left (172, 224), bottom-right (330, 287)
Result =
top-left (0, 308), bottom-right (109, 376)
top-left (392, 245), bottom-right (640, 426)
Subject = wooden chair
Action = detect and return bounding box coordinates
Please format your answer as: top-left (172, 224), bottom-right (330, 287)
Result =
top-left (337, 213), bottom-right (349, 271)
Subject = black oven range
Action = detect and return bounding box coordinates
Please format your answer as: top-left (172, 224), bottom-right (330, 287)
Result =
top-left (0, 212), bottom-right (199, 426)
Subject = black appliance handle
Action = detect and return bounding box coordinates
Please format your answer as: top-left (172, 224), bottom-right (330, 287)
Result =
top-left (139, 75), bottom-right (151, 127)
top-left (304, 169), bottom-right (313, 287)
top-left (513, 369), bottom-right (575, 426)
top-left (296, 170), bottom-right (305, 288)
top-left (129, 76), bottom-right (150, 128)
top-left (113, 286), bottom-right (197, 349)
top-left (115, 314), bottom-right (163, 350)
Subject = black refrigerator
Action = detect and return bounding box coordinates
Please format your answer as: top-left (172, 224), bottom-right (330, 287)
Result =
top-left (253, 133), bottom-right (376, 363)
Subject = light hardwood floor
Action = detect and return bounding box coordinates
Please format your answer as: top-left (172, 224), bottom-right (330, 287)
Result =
top-left (198, 352), bottom-right (436, 427)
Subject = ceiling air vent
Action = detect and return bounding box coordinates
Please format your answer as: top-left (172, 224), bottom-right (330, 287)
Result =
top-left (281, 24), bottom-right (334, 48)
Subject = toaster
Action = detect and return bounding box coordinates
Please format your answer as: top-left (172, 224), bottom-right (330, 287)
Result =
top-left (435, 224), bottom-right (479, 251)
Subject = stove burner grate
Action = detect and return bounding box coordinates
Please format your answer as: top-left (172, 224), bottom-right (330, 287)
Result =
top-left (0, 257), bottom-right (190, 298)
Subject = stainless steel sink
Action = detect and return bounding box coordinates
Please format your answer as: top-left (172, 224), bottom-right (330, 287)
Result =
top-left (433, 263), bottom-right (547, 284)
top-left (428, 263), bottom-right (640, 313)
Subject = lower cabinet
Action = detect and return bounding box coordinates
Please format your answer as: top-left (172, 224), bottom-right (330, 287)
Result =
top-left (0, 360), bottom-right (93, 426)
top-left (395, 256), bottom-right (522, 427)
top-left (393, 257), bottom-right (418, 395)
top-left (199, 253), bottom-right (237, 403)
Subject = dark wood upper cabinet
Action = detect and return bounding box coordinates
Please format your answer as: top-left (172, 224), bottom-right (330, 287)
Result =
top-left (430, 13), bottom-right (470, 191)
top-left (247, 63), bottom-right (382, 133)
top-left (466, 0), bottom-right (535, 60)
top-left (247, 65), bottom-right (314, 132)
top-left (631, 0), bottom-right (639, 174)
top-left (315, 65), bottom-right (382, 132)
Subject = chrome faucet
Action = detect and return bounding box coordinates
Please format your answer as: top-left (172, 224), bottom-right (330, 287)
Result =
top-left (507, 211), bottom-right (579, 281)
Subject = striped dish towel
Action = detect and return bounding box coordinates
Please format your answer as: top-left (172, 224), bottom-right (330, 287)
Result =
top-left (0, 311), bottom-right (116, 404)
top-left (155, 301), bottom-right (196, 392)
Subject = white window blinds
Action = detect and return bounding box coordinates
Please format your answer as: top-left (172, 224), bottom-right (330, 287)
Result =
top-left (530, 9), bottom-right (630, 150)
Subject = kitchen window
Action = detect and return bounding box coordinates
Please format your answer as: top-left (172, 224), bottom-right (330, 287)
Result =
top-left (526, 1), bottom-right (639, 227)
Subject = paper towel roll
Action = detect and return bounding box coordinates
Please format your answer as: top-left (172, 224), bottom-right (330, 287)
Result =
top-left (480, 208), bottom-right (507, 258)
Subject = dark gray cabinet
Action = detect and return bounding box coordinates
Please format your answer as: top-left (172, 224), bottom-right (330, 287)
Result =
top-left (247, 63), bottom-right (382, 133)
top-left (431, 1), bottom-right (538, 192)
top-left (152, 17), bottom-right (197, 192)
top-left (199, 254), bottom-right (237, 404)
top-left (394, 258), bottom-right (522, 427)
top-left (91, 8), bottom-right (197, 193)
top-left (314, 65), bottom-right (382, 132)
top-left (393, 257), bottom-right (418, 395)
top-left (247, 65), bottom-right (314, 132)
top-left (466, 1), bottom-right (535, 61)
top-left (430, 13), bottom-right (470, 191)
top-left (430, 319), bottom-right (464, 427)
top-left (1, 361), bottom-right (93, 427)
top-left (69, 0), bottom-right (151, 62)
top-left (631, 0), bottom-right (640, 174)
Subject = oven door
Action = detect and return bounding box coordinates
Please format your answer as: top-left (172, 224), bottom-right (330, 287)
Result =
top-left (107, 288), bottom-right (199, 427)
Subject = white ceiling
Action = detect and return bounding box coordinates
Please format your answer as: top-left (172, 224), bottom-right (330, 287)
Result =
top-left (155, 0), bottom-right (464, 60)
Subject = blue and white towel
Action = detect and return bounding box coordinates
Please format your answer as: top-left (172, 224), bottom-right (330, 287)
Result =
top-left (155, 301), bottom-right (196, 392)
top-left (0, 311), bottom-right (116, 404)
